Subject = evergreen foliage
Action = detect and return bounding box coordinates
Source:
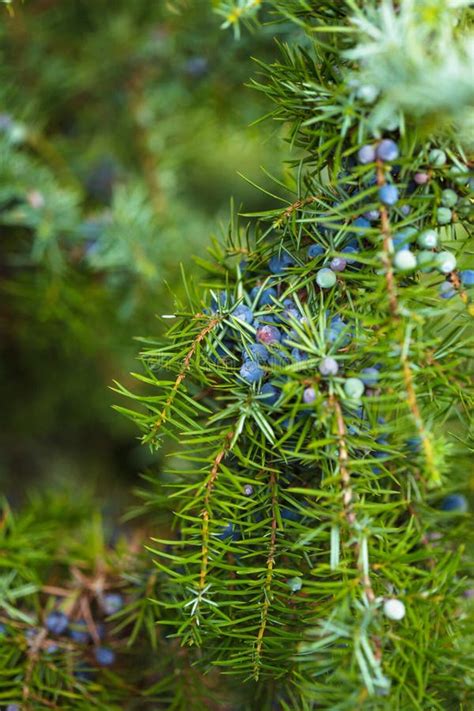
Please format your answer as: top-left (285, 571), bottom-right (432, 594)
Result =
top-left (117, 1), bottom-right (474, 708)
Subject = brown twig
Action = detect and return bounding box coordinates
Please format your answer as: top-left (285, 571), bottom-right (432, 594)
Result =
top-left (274, 195), bottom-right (319, 226)
top-left (254, 471), bottom-right (278, 678)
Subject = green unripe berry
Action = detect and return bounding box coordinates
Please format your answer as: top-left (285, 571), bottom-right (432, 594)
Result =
top-left (287, 576), bottom-right (303, 592)
top-left (417, 229), bottom-right (438, 249)
top-left (449, 165), bottom-right (469, 185)
top-left (417, 250), bottom-right (437, 273)
top-left (436, 207), bottom-right (452, 224)
top-left (344, 377), bottom-right (365, 400)
top-left (393, 249), bottom-right (417, 272)
top-left (429, 149), bottom-right (447, 168)
top-left (456, 197), bottom-right (473, 219)
top-left (316, 268), bottom-right (337, 289)
top-left (436, 251), bottom-right (457, 274)
top-left (441, 189), bottom-right (458, 208)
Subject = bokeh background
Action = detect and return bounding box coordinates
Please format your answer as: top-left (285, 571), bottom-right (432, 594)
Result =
top-left (0, 1), bottom-right (285, 514)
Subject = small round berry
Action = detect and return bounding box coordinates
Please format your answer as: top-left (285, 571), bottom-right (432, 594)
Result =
top-left (342, 245), bottom-right (359, 264)
top-left (428, 149), bottom-right (447, 168)
top-left (103, 593), bottom-right (124, 616)
top-left (240, 361), bottom-right (264, 383)
top-left (376, 139), bottom-right (399, 162)
top-left (449, 164), bottom-right (469, 185)
top-left (94, 646), bottom-right (116, 667)
top-left (45, 643), bottom-right (59, 654)
top-left (439, 281), bottom-right (456, 299)
top-left (400, 204), bottom-right (411, 216)
top-left (256, 325), bottom-right (281, 345)
top-left (319, 356), bottom-right (338, 377)
top-left (352, 216), bottom-right (371, 232)
top-left (417, 250), bottom-right (437, 273)
top-left (393, 249), bottom-right (417, 272)
top-left (360, 367), bottom-right (379, 387)
top-left (242, 343), bottom-right (268, 363)
top-left (460, 269), bottom-right (474, 286)
top-left (383, 598), bottom-right (406, 621)
top-left (307, 243), bottom-right (325, 259)
top-left (441, 494), bottom-right (468, 513)
top-left (316, 268), bottom-right (337, 289)
top-left (250, 286), bottom-right (277, 306)
top-left (281, 507), bottom-right (302, 522)
top-left (417, 229), bottom-right (438, 249)
top-left (287, 576), bottom-right (303, 593)
top-left (414, 172), bottom-right (430, 185)
top-left (303, 387), bottom-right (316, 404)
top-left (45, 611), bottom-right (69, 636)
top-left (357, 144), bottom-right (376, 165)
top-left (344, 377), bottom-right (365, 400)
top-left (437, 207), bottom-right (452, 225)
top-left (378, 184), bottom-right (399, 206)
top-left (243, 484), bottom-right (254, 496)
top-left (436, 251), bottom-right (457, 274)
top-left (291, 347), bottom-right (309, 362)
top-left (330, 257), bottom-right (347, 272)
top-left (260, 382), bottom-right (281, 406)
top-left (232, 304), bottom-right (254, 325)
top-left (441, 189), bottom-right (458, 208)
top-left (69, 621), bottom-right (90, 644)
top-left (217, 522), bottom-right (239, 540)
top-left (392, 227), bottom-right (417, 251)
top-left (357, 84), bottom-right (378, 103)
top-left (363, 209), bottom-right (380, 222)
top-left (268, 253), bottom-right (295, 274)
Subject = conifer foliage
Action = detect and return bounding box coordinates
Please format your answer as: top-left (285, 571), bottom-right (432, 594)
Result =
top-left (119, 1), bottom-right (474, 709)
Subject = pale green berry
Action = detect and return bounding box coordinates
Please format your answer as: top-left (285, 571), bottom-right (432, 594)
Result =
top-left (344, 377), bottom-right (365, 399)
top-left (436, 207), bottom-right (452, 224)
top-left (436, 251), bottom-right (457, 274)
top-left (417, 250), bottom-right (437, 273)
top-left (441, 189), bottom-right (458, 208)
top-left (316, 268), bottom-right (337, 289)
top-left (449, 165), bottom-right (469, 185)
top-left (428, 149), bottom-right (446, 168)
top-left (393, 249), bottom-right (417, 272)
top-left (287, 576), bottom-right (303, 592)
top-left (383, 598), bottom-right (406, 621)
top-left (417, 229), bottom-right (438, 249)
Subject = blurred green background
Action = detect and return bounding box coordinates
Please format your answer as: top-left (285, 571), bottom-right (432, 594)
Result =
top-left (0, 0), bottom-right (284, 509)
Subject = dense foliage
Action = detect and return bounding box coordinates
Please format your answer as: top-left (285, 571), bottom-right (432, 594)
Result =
top-left (1, 1), bottom-right (473, 709)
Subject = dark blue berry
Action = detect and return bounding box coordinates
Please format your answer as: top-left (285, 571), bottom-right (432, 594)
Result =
top-left (440, 494), bottom-right (468, 513)
top-left (460, 269), bottom-right (474, 286)
top-left (260, 383), bottom-right (281, 406)
top-left (352, 216), bottom-right (370, 231)
top-left (376, 139), bottom-right (399, 162)
top-left (268, 253), bottom-right (295, 274)
top-left (217, 522), bottom-right (240, 540)
top-left (45, 611), bottom-right (68, 636)
top-left (94, 646), bottom-right (116, 666)
top-left (363, 209), bottom-right (380, 222)
top-left (406, 437), bottom-right (421, 452)
top-left (251, 286), bottom-right (277, 306)
top-left (184, 56), bottom-right (208, 78)
top-left (242, 343), bottom-right (268, 363)
top-left (307, 244), bottom-right (325, 259)
top-left (360, 367), bottom-right (379, 387)
top-left (291, 347), bottom-right (309, 362)
top-left (232, 304), bottom-right (254, 325)
top-left (69, 620), bottom-right (90, 644)
top-left (103, 593), bottom-right (124, 616)
top-left (281, 507), bottom-right (302, 522)
top-left (240, 361), bottom-right (264, 383)
top-left (378, 184), bottom-right (399, 206)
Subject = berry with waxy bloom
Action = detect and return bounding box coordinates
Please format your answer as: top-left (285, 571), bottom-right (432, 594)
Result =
top-left (319, 356), bottom-right (338, 377)
top-left (417, 229), bottom-right (438, 249)
top-left (375, 139), bottom-right (399, 162)
top-left (393, 249), bottom-right (417, 272)
top-left (260, 382), bottom-right (281, 406)
top-left (383, 599), bottom-right (406, 621)
top-left (436, 251), bottom-right (456, 274)
top-left (357, 144), bottom-right (376, 164)
top-left (256, 324), bottom-right (281, 345)
top-left (428, 148), bottom-right (446, 167)
top-left (378, 184), bottom-right (399, 206)
top-left (240, 360), bottom-right (264, 383)
top-left (316, 268), bottom-right (336, 289)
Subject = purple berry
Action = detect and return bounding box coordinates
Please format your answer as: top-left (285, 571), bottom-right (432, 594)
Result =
top-left (357, 144), bottom-right (376, 164)
top-left (303, 387), bottom-right (316, 404)
top-left (414, 172), bottom-right (429, 185)
top-left (378, 184), bottom-right (399, 206)
top-left (330, 257), bottom-right (347, 272)
top-left (243, 484), bottom-right (254, 496)
top-left (375, 139), bottom-right (399, 162)
top-left (439, 281), bottom-right (456, 299)
top-left (69, 620), bottom-right (90, 644)
top-left (256, 325), bottom-right (281, 345)
top-left (240, 361), bottom-right (264, 383)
